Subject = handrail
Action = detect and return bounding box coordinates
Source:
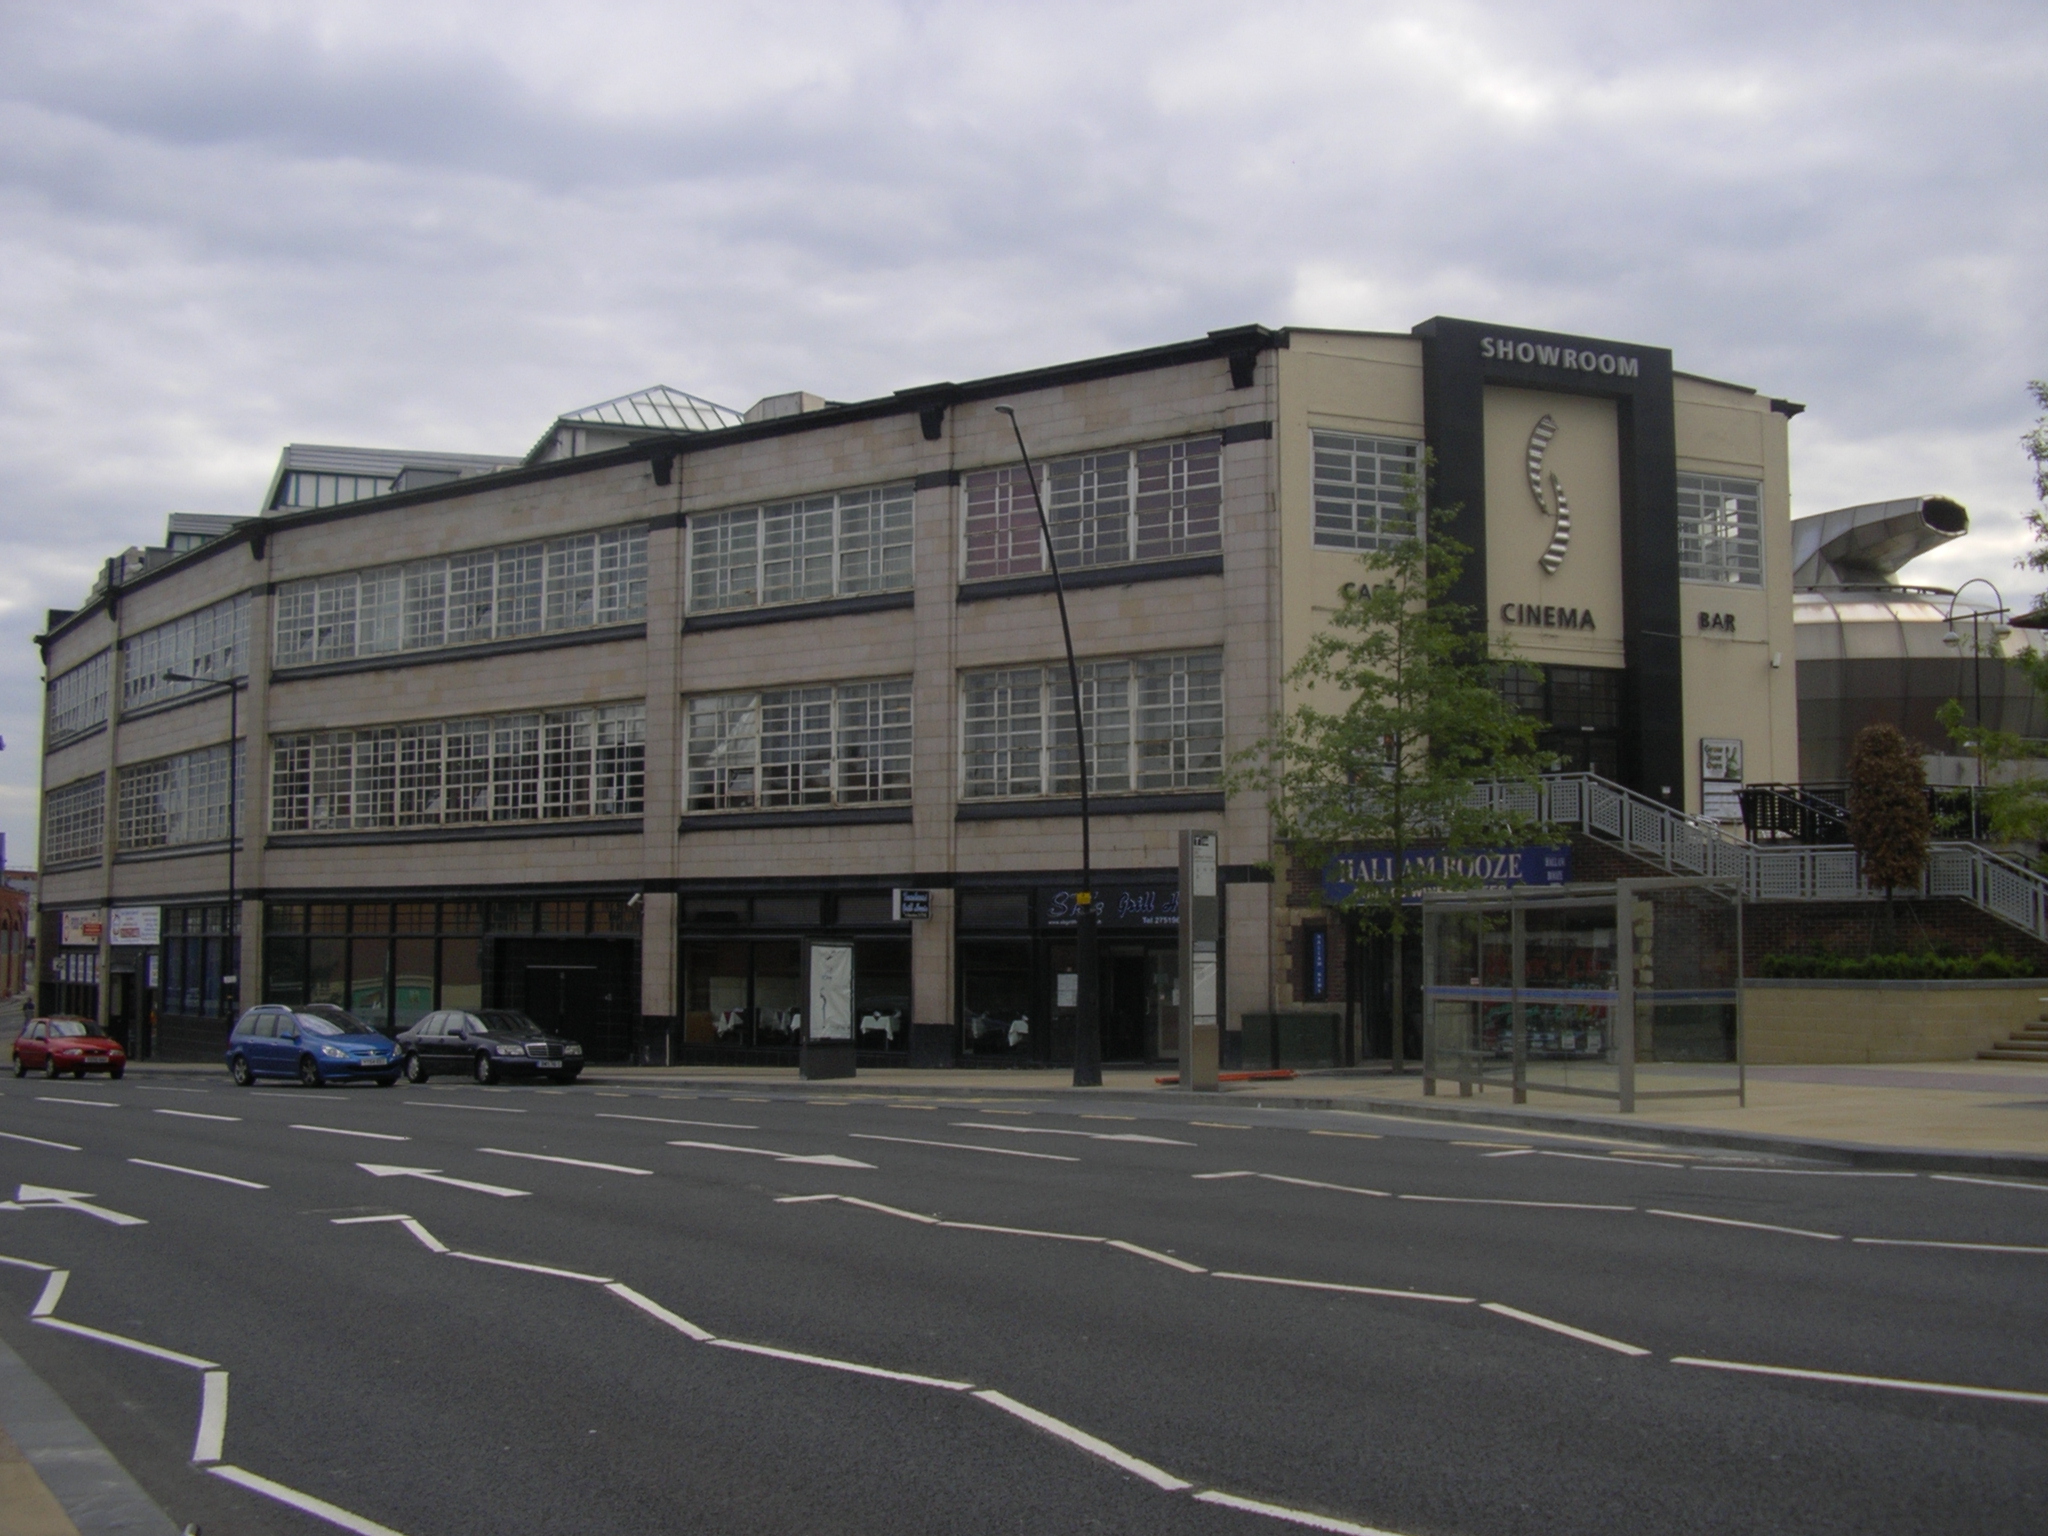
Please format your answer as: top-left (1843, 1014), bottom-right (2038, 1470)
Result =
top-left (1481, 772), bottom-right (2048, 945)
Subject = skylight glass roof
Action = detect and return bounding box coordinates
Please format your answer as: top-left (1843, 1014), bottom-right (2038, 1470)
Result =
top-left (558, 386), bottom-right (744, 434)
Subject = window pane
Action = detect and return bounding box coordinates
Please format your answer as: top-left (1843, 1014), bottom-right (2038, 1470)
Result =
top-left (1678, 473), bottom-right (1763, 586)
top-left (963, 467), bottom-right (1043, 580)
top-left (1312, 432), bottom-right (1420, 551)
top-left (1047, 452), bottom-right (1131, 569)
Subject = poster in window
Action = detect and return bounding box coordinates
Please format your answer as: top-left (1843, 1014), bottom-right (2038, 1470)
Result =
top-left (808, 943), bottom-right (854, 1041)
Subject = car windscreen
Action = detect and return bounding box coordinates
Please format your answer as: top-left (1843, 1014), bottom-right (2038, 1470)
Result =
top-left (46, 1020), bottom-right (91, 1038)
top-left (296, 1014), bottom-right (381, 1037)
top-left (302, 1005), bottom-right (369, 1031)
top-left (474, 1011), bottom-right (543, 1037)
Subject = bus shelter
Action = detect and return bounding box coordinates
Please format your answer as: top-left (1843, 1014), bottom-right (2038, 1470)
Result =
top-left (1421, 878), bottom-right (1743, 1113)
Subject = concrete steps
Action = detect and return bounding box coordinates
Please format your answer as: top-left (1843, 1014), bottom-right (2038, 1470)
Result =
top-left (1978, 1017), bottom-right (2048, 1061)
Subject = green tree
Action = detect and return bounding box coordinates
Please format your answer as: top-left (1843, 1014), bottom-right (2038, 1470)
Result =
top-left (1847, 722), bottom-right (1932, 946)
top-left (1231, 502), bottom-right (1556, 1072)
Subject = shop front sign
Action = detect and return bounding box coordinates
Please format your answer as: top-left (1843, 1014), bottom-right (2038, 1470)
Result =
top-left (109, 906), bottom-right (161, 946)
top-left (891, 889), bottom-right (931, 921)
top-left (59, 910), bottom-right (104, 946)
top-left (1322, 845), bottom-right (1572, 904)
top-left (1041, 885), bottom-right (1179, 928)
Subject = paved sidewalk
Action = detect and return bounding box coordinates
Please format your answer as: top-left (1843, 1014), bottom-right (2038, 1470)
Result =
top-left (124, 1056), bottom-right (2048, 1172)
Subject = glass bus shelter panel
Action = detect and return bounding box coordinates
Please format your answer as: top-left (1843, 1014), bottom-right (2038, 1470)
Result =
top-left (1633, 884), bottom-right (1743, 1099)
top-left (1519, 903), bottom-right (1622, 1099)
top-left (1422, 910), bottom-right (1513, 1092)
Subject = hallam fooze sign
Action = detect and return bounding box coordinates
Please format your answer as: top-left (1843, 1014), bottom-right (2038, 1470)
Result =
top-left (1323, 846), bottom-right (1572, 904)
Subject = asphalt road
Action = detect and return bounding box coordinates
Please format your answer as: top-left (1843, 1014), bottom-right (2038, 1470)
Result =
top-left (1, 1071), bottom-right (2044, 1536)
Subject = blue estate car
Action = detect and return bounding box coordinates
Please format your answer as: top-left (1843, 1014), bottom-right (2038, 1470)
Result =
top-left (226, 1005), bottom-right (400, 1088)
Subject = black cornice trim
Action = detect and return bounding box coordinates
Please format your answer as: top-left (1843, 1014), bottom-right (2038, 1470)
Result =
top-left (266, 818), bottom-right (642, 850)
top-left (1221, 420), bottom-right (1273, 444)
top-left (269, 623), bottom-right (646, 682)
top-left (956, 792), bottom-right (1225, 821)
top-left (682, 591), bottom-right (913, 633)
top-left (679, 806), bottom-right (913, 832)
top-left (914, 469), bottom-right (961, 490)
top-left (957, 554), bottom-right (1222, 604)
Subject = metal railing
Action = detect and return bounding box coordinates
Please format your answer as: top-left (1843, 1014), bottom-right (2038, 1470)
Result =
top-left (1476, 772), bottom-right (2048, 945)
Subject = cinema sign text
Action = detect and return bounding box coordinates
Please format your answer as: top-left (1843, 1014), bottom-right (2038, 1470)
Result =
top-left (1499, 603), bottom-right (1596, 631)
top-left (1481, 336), bottom-right (1640, 377)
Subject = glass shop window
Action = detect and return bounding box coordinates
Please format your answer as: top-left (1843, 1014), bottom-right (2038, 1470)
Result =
top-left (853, 939), bottom-right (911, 1050)
top-left (960, 939), bottom-right (1035, 1057)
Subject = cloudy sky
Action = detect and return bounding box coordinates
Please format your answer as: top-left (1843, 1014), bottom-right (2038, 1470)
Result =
top-left (2, 0), bottom-right (2044, 859)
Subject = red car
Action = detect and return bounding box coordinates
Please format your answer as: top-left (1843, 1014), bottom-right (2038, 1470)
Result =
top-left (12, 1017), bottom-right (126, 1079)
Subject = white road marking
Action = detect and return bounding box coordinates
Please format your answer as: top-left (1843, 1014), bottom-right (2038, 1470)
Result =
top-left (848, 1134), bottom-right (1078, 1162)
top-left (1309, 1130), bottom-right (1382, 1141)
top-left (1481, 1149), bottom-right (1537, 1159)
top-left (1194, 1489), bottom-right (1406, 1535)
top-left (208, 1464), bottom-right (408, 1536)
top-left (1931, 1174), bottom-right (2048, 1194)
top-left (972, 1389), bottom-right (1190, 1490)
top-left (712, 1338), bottom-right (977, 1390)
top-left (35, 1317), bottom-right (218, 1369)
top-left (30, 1269), bottom-right (67, 1316)
top-left (1689, 1167), bottom-right (1914, 1178)
top-left (597, 1113), bottom-right (757, 1130)
top-left (355, 1162), bottom-right (529, 1198)
top-left (1190, 1121), bottom-right (1252, 1131)
top-left (816, 1195), bottom-right (939, 1223)
top-left (1398, 1195), bottom-right (1634, 1211)
top-left (1481, 1302), bottom-right (1649, 1356)
top-left (607, 1283), bottom-right (716, 1341)
top-left (477, 1148), bottom-right (653, 1175)
top-left (1647, 1209), bottom-right (1840, 1240)
top-left (1852, 1237), bottom-right (2048, 1255)
top-left (15, 1185), bottom-right (146, 1225)
top-left (154, 1109), bottom-right (241, 1123)
top-left (1672, 1356), bottom-right (2048, 1405)
top-left (950, 1123), bottom-right (1196, 1146)
top-left (1538, 1150), bottom-right (1683, 1169)
top-left (1250, 1172), bottom-right (1391, 1198)
top-left (0, 1254), bottom-right (56, 1271)
top-left (1452, 1140), bottom-right (1527, 1149)
top-left (1193, 1171), bottom-right (1256, 1180)
top-left (129, 1158), bottom-right (268, 1190)
top-left (1106, 1240), bottom-right (1206, 1273)
top-left (450, 1252), bottom-right (613, 1283)
top-left (0, 1130), bottom-right (81, 1151)
top-left (399, 1218), bottom-right (447, 1254)
top-left (1214, 1272), bottom-right (1474, 1305)
top-left (403, 1100), bottom-right (525, 1113)
top-left (667, 1139), bottom-right (875, 1169)
top-left (291, 1124), bottom-right (409, 1142)
top-left (193, 1371), bottom-right (228, 1463)
top-left (939, 1220), bottom-right (1099, 1242)
top-left (33, 1097), bottom-right (117, 1109)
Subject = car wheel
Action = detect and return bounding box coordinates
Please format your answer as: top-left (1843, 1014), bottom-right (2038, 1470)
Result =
top-left (44, 1056), bottom-right (60, 1079)
top-left (229, 1054), bottom-right (254, 1087)
top-left (374, 1075), bottom-right (398, 1088)
top-left (109, 1065), bottom-right (124, 1080)
top-left (473, 1053), bottom-right (497, 1086)
top-left (10, 1055), bottom-right (23, 1078)
top-left (298, 1055), bottom-right (324, 1088)
top-left (402, 1053), bottom-right (428, 1084)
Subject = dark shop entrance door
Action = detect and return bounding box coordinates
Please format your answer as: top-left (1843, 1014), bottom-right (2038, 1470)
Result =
top-left (493, 939), bottom-right (637, 1062)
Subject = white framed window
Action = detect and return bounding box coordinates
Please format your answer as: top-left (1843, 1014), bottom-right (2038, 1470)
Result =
top-left (116, 742), bottom-right (244, 851)
top-left (685, 678), bottom-right (912, 811)
top-left (43, 775), bottom-right (105, 866)
top-left (1678, 473), bottom-right (1763, 586)
top-left (121, 594), bottom-right (251, 712)
top-left (962, 436), bottom-right (1223, 581)
top-left (272, 526), bottom-right (647, 668)
top-left (46, 651), bottom-right (111, 747)
top-left (270, 702), bottom-right (644, 832)
top-left (1312, 431), bottom-right (1421, 551)
top-left (961, 650), bottom-right (1223, 798)
top-left (688, 484), bottom-right (913, 614)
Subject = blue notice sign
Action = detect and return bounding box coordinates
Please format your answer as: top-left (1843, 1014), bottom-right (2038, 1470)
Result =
top-left (1323, 845), bottom-right (1571, 905)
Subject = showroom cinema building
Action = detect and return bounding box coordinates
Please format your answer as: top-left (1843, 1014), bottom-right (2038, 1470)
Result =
top-left (34, 316), bottom-right (1801, 1067)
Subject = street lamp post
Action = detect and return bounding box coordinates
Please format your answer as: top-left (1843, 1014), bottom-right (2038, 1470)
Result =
top-left (1942, 580), bottom-right (2014, 803)
top-left (994, 405), bottom-right (1101, 1088)
top-left (162, 670), bottom-right (243, 1019)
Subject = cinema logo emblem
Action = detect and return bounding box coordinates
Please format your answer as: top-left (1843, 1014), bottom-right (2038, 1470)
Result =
top-left (1525, 415), bottom-right (1571, 574)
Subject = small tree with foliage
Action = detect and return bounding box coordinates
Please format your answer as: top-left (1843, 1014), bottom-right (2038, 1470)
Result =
top-left (1232, 502), bottom-right (1556, 1070)
top-left (1847, 723), bottom-right (1932, 946)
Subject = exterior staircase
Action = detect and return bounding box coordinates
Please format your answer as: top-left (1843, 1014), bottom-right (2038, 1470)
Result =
top-left (1979, 1010), bottom-right (2048, 1062)
top-left (1475, 772), bottom-right (2048, 948)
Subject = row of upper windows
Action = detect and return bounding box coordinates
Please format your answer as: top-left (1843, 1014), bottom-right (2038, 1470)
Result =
top-left (42, 439), bottom-right (1766, 753)
top-left (42, 650), bottom-right (1222, 858)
